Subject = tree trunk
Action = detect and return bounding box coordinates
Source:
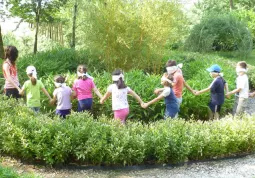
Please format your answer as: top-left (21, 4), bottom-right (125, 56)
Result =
top-left (0, 25), bottom-right (4, 59)
top-left (229, 0), bottom-right (234, 10)
top-left (34, 0), bottom-right (42, 54)
top-left (71, 0), bottom-right (78, 49)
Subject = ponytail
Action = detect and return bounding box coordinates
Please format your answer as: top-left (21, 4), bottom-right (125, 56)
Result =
top-left (28, 74), bottom-right (37, 85)
top-left (112, 69), bottom-right (126, 89)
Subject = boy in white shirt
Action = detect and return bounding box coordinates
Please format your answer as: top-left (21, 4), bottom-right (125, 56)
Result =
top-left (226, 61), bottom-right (249, 115)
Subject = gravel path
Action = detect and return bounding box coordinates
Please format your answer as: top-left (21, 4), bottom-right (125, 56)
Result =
top-left (1, 154), bottom-right (255, 178)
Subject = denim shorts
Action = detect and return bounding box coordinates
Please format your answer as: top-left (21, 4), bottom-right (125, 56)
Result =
top-left (78, 98), bottom-right (93, 112)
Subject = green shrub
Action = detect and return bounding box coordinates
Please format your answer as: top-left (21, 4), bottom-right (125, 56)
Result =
top-left (0, 97), bottom-right (255, 166)
top-left (185, 13), bottom-right (253, 56)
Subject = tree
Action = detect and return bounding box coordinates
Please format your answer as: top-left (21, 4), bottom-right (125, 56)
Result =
top-left (6, 0), bottom-right (67, 54)
top-left (72, 0), bottom-right (187, 72)
top-left (0, 25), bottom-right (4, 59)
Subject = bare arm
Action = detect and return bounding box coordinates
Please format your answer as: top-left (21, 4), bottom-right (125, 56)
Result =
top-left (41, 88), bottom-right (52, 100)
top-left (143, 94), bottom-right (164, 108)
top-left (184, 80), bottom-right (194, 93)
top-left (93, 86), bottom-right (103, 99)
top-left (100, 91), bottom-right (111, 104)
top-left (154, 88), bottom-right (164, 95)
top-left (195, 87), bottom-right (211, 95)
top-left (224, 83), bottom-right (229, 93)
top-left (3, 64), bottom-right (21, 92)
top-left (226, 88), bottom-right (241, 97)
top-left (128, 89), bottom-right (143, 104)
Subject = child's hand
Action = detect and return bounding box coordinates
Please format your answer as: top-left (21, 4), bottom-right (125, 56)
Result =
top-left (100, 99), bottom-right (104, 104)
top-left (194, 91), bottom-right (200, 96)
top-left (192, 90), bottom-right (198, 95)
top-left (50, 99), bottom-right (55, 105)
top-left (249, 92), bottom-right (255, 97)
top-left (154, 89), bottom-right (161, 95)
top-left (225, 92), bottom-right (231, 98)
top-left (142, 103), bottom-right (149, 109)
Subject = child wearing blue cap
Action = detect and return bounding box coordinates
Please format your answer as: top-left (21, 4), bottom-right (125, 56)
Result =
top-left (194, 64), bottom-right (229, 120)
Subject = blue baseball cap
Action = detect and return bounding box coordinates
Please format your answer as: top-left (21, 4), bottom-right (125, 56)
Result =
top-left (206, 64), bottom-right (221, 73)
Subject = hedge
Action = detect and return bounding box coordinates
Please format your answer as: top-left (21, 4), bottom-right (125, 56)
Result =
top-left (0, 96), bottom-right (255, 166)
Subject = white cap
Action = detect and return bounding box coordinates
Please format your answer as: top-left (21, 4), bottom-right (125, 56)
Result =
top-left (26, 66), bottom-right (37, 78)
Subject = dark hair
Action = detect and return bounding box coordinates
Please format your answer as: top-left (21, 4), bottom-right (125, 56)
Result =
top-left (77, 64), bottom-right (87, 80)
top-left (163, 73), bottom-right (174, 88)
top-left (54, 75), bottom-right (66, 83)
top-left (112, 69), bottom-right (126, 89)
top-left (165, 60), bottom-right (177, 67)
top-left (28, 73), bottom-right (37, 85)
top-left (4, 46), bottom-right (19, 65)
top-left (238, 61), bottom-right (247, 69)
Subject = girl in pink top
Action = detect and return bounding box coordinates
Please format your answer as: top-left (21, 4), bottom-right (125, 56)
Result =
top-left (2, 46), bottom-right (21, 99)
top-left (72, 65), bottom-right (102, 112)
top-left (100, 69), bottom-right (143, 124)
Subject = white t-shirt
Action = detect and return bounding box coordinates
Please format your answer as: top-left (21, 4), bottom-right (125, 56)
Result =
top-left (53, 86), bottom-right (72, 110)
top-left (236, 74), bottom-right (249, 98)
top-left (107, 84), bottom-right (131, 111)
top-left (161, 87), bottom-right (171, 97)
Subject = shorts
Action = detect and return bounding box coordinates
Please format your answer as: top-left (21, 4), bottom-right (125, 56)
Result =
top-left (78, 98), bottom-right (93, 112)
top-left (4, 88), bottom-right (21, 99)
top-left (56, 109), bottom-right (71, 118)
top-left (209, 103), bottom-right (222, 113)
top-left (114, 108), bottom-right (129, 123)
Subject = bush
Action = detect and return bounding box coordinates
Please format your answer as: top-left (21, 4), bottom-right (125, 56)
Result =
top-left (0, 97), bottom-right (255, 166)
top-left (185, 13), bottom-right (253, 56)
top-left (17, 48), bottom-right (106, 82)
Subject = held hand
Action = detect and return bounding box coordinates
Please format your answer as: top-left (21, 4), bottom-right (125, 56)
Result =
top-left (225, 92), bottom-right (231, 98)
top-left (142, 103), bottom-right (149, 109)
top-left (249, 92), bottom-right (255, 98)
top-left (154, 89), bottom-right (161, 95)
top-left (192, 90), bottom-right (198, 95)
top-left (18, 89), bottom-right (22, 95)
top-left (50, 99), bottom-right (55, 105)
top-left (194, 90), bottom-right (200, 96)
top-left (100, 99), bottom-right (104, 104)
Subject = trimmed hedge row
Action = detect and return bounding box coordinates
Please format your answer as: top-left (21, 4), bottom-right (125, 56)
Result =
top-left (0, 97), bottom-right (255, 166)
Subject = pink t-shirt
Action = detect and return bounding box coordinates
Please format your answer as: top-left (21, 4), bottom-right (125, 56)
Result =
top-left (173, 72), bottom-right (184, 98)
top-left (72, 78), bottom-right (95, 100)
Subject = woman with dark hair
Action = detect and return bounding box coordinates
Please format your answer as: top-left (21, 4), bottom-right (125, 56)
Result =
top-left (2, 45), bottom-right (21, 98)
top-left (100, 69), bottom-right (143, 124)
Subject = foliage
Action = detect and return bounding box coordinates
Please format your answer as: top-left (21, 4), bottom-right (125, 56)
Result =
top-left (16, 49), bottom-right (245, 121)
top-left (185, 13), bottom-right (253, 56)
top-left (0, 97), bottom-right (255, 166)
top-left (0, 165), bottom-right (38, 178)
top-left (70, 0), bottom-right (187, 72)
top-left (5, 0), bottom-right (67, 23)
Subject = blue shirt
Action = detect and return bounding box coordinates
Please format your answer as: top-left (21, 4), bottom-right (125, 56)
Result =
top-left (210, 76), bottom-right (226, 105)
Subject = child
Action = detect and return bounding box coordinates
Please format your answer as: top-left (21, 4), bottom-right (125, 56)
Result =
top-left (194, 64), bottom-right (228, 120)
top-left (100, 69), bottom-right (143, 124)
top-left (142, 73), bottom-right (179, 119)
top-left (154, 60), bottom-right (195, 112)
top-left (50, 75), bottom-right (73, 118)
top-left (19, 66), bottom-right (52, 112)
top-left (2, 46), bottom-right (21, 98)
top-left (226, 61), bottom-right (249, 116)
top-left (72, 64), bottom-right (102, 112)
